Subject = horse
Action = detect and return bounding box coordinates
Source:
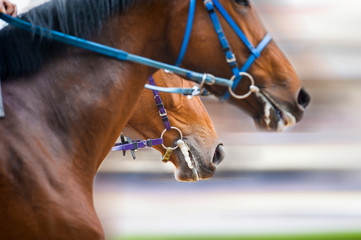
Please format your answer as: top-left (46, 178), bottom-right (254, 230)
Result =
top-left (0, 0), bottom-right (309, 239)
top-left (123, 70), bottom-right (222, 182)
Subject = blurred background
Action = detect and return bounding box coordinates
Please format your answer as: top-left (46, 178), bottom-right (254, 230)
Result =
top-left (5, 0), bottom-right (361, 239)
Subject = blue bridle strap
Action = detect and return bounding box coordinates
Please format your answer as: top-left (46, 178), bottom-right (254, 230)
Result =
top-left (0, 13), bottom-right (232, 88)
top-left (175, 0), bottom-right (196, 66)
top-left (204, 0), bottom-right (272, 100)
top-left (204, 0), bottom-right (241, 82)
top-left (212, 0), bottom-right (258, 56)
top-left (154, 0), bottom-right (208, 97)
top-left (223, 33), bottom-right (272, 100)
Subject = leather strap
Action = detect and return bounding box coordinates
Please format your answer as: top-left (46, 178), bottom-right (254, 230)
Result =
top-left (175, 0), bottom-right (196, 66)
top-left (0, 13), bottom-right (233, 88)
top-left (223, 33), bottom-right (272, 100)
top-left (203, 0), bottom-right (272, 100)
top-left (148, 76), bottom-right (172, 130)
top-left (112, 138), bottom-right (163, 152)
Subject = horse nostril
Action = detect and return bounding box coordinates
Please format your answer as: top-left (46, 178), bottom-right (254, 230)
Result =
top-left (212, 144), bottom-right (225, 166)
top-left (297, 88), bottom-right (311, 109)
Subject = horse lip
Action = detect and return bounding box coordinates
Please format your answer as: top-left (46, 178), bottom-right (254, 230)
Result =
top-left (174, 139), bottom-right (200, 182)
top-left (183, 144), bottom-right (200, 181)
top-left (188, 149), bottom-right (200, 181)
top-left (173, 139), bottom-right (218, 182)
top-left (256, 90), bottom-right (296, 131)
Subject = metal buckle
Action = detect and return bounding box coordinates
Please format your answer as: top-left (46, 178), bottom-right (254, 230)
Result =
top-left (204, 73), bottom-right (216, 86)
top-left (159, 109), bottom-right (167, 117)
top-left (226, 53), bottom-right (236, 64)
top-left (187, 86), bottom-right (201, 99)
top-left (133, 142), bottom-right (139, 150)
top-left (147, 139), bottom-right (152, 147)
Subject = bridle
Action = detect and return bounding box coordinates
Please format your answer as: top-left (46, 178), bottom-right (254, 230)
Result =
top-left (0, 0), bottom-right (271, 118)
top-left (145, 0), bottom-right (272, 100)
top-left (111, 74), bottom-right (184, 162)
top-left (204, 0), bottom-right (272, 100)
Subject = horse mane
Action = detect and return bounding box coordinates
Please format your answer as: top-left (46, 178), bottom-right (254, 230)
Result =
top-left (0, 0), bottom-right (136, 80)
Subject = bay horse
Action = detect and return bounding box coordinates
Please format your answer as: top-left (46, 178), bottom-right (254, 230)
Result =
top-left (124, 70), bottom-right (222, 182)
top-left (0, 0), bottom-right (309, 239)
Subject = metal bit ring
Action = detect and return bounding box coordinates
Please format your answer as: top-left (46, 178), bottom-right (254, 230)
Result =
top-left (160, 126), bottom-right (183, 150)
top-left (228, 72), bottom-right (259, 99)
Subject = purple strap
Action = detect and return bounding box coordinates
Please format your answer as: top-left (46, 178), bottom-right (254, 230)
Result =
top-left (148, 76), bottom-right (171, 130)
top-left (112, 75), bottom-right (171, 153)
top-left (112, 138), bottom-right (163, 152)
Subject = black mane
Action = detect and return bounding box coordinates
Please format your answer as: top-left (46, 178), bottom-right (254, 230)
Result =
top-left (0, 0), bottom-right (135, 80)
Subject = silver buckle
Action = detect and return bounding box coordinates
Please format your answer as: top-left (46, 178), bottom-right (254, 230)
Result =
top-left (159, 109), bottom-right (167, 117)
top-left (226, 53), bottom-right (236, 64)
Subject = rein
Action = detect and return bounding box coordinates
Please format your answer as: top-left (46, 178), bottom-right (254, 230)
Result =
top-left (0, 12), bottom-right (232, 87)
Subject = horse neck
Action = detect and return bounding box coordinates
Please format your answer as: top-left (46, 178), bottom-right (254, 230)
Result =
top-left (2, 2), bottom-right (174, 185)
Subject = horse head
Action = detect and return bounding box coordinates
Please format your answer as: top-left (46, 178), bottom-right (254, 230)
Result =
top-left (166, 0), bottom-right (310, 131)
top-left (127, 70), bottom-right (224, 182)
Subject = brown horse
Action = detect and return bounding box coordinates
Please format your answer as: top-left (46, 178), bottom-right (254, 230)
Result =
top-left (125, 70), bottom-right (222, 182)
top-left (0, 0), bottom-right (309, 239)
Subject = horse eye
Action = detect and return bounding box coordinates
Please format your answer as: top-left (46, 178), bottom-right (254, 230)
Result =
top-left (234, 0), bottom-right (249, 6)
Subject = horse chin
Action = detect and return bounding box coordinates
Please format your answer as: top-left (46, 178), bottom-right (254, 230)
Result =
top-left (172, 140), bottom-right (216, 182)
top-left (255, 91), bottom-right (296, 132)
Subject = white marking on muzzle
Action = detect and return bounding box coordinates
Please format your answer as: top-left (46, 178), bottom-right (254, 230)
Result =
top-left (176, 139), bottom-right (193, 169)
top-left (277, 111), bottom-right (296, 131)
top-left (256, 91), bottom-right (296, 131)
top-left (256, 92), bottom-right (272, 130)
top-left (264, 101), bottom-right (272, 130)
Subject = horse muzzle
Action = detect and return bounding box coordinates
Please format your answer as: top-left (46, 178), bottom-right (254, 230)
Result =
top-left (173, 140), bottom-right (224, 182)
top-left (254, 88), bottom-right (310, 132)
